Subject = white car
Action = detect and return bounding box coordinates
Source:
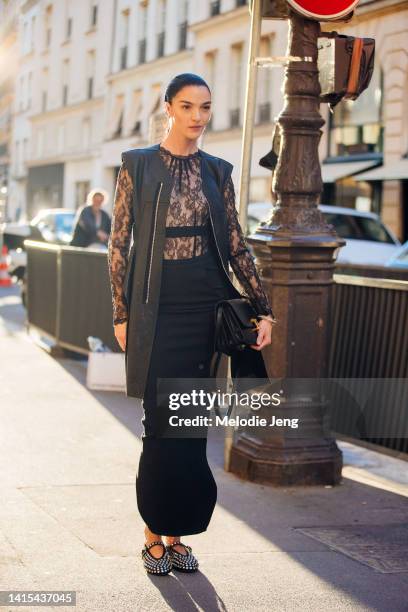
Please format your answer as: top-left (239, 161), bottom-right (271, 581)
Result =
top-left (2, 208), bottom-right (76, 280)
top-left (385, 240), bottom-right (408, 269)
top-left (246, 203), bottom-right (401, 266)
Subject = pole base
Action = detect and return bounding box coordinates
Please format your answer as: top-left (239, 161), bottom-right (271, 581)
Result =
top-left (229, 434), bottom-right (343, 486)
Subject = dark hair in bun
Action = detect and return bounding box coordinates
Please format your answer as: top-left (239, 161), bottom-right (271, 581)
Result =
top-left (164, 73), bottom-right (211, 103)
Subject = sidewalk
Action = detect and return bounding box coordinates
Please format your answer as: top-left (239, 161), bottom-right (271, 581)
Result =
top-left (1, 285), bottom-right (407, 612)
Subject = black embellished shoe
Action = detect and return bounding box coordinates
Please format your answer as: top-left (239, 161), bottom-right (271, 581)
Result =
top-left (165, 540), bottom-right (199, 573)
top-left (141, 540), bottom-right (172, 575)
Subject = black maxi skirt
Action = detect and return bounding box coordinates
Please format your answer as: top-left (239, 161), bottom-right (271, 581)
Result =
top-left (135, 230), bottom-right (233, 536)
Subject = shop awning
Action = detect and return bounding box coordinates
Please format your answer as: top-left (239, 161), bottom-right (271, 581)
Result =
top-left (321, 159), bottom-right (380, 183)
top-left (355, 158), bottom-right (408, 181)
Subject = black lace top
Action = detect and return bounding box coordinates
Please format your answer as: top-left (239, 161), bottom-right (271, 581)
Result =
top-left (108, 144), bottom-right (275, 325)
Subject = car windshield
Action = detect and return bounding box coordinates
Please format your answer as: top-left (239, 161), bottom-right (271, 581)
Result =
top-left (55, 213), bottom-right (75, 233)
top-left (322, 213), bottom-right (395, 244)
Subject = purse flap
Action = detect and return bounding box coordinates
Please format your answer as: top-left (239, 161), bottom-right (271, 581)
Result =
top-left (222, 298), bottom-right (257, 328)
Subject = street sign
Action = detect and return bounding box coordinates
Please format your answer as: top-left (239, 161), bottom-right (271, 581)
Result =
top-left (286, 0), bottom-right (360, 20)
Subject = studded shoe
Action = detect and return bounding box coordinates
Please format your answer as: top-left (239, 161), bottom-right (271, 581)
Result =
top-left (165, 540), bottom-right (199, 573)
top-left (141, 540), bottom-right (172, 575)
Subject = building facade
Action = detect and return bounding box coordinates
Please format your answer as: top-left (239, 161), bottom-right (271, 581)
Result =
top-left (6, 0), bottom-right (115, 221)
top-left (2, 0), bottom-right (407, 241)
top-left (320, 0), bottom-right (408, 241)
top-left (0, 0), bottom-right (19, 222)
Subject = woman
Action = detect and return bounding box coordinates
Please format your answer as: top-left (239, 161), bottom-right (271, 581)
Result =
top-left (108, 73), bottom-right (277, 576)
top-left (70, 189), bottom-right (111, 248)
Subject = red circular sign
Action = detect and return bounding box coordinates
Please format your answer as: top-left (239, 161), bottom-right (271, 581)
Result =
top-left (287, 0), bottom-right (360, 20)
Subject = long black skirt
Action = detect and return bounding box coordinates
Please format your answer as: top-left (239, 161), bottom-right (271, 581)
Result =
top-left (135, 245), bottom-right (232, 536)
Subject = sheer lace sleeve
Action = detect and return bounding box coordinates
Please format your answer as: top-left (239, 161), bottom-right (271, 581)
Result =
top-left (224, 175), bottom-right (276, 319)
top-left (107, 161), bottom-right (134, 325)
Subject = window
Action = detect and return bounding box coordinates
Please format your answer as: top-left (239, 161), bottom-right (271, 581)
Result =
top-left (66, 17), bottom-right (72, 39)
top-left (75, 181), bottom-right (90, 208)
top-left (44, 5), bottom-right (52, 50)
top-left (23, 22), bottom-right (28, 54)
top-left (22, 139), bottom-right (28, 167)
top-left (27, 72), bottom-right (32, 110)
top-left (128, 90), bottom-right (143, 136)
top-left (90, 2), bottom-right (98, 27)
top-left (204, 50), bottom-right (216, 130)
top-left (120, 10), bottom-right (129, 70)
top-left (18, 76), bottom-right (24, 111)
top-left (42, 68), bottom-right (48, 112)
top-left (257, 36), bottom-right (273, 124)
top-left (82, 117), bottom-right (91, 149)
top-left (210, 1), bottom-right (220, 16)
top-left (86, 51), bottom-right (95, 99)
top-left (57, 124), bottom-right (65, 153)
top-left (328, 65), bottom-right (383, 158)
top-left (37, 129), bottom-right (44, 158)
top-left (322, 211), bottom-right (395, 244)
top-left (137, 3), bottom-right (148, 64)
top-left (30, 16), bottom-right (36, 52)
top-left (157, 0), bottom-right (166, 58)
top-left (229, 43), bottom-right (243, 128)
top-left (62, 60), bottom-right (69, 106)
top-left (178, 0), bottom-right (188, 51)
top-left (109, 94), bottom-right (125, 139)
top-left (148, 84), bottom-right (165, 143)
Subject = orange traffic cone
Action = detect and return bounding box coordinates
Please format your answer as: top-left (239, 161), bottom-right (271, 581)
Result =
top-left (0, 245), bottom-right (12, 287)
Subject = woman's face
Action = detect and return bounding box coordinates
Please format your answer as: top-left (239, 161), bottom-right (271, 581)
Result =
top-left (165, 85), bottom-right (212, 141)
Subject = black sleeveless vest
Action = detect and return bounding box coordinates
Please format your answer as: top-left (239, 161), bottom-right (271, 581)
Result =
top-left (119, 143), bottom-right (267, 399)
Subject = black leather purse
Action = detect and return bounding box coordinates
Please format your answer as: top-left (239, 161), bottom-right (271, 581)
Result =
top-left (210, 297), bottom-right (260, 378)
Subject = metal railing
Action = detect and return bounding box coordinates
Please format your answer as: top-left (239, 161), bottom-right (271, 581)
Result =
top-left (24, 241), bottom-right (407, 455)
top-left (25, 241), bottom-right (118, 355)
top-left (329, 270), bottom-right (408, 454)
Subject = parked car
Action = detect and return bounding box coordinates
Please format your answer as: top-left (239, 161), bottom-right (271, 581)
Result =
top-left (2, 208), bottom-right (76, 280)
top-left (385, 240), bottom-right (408, 269)
top-left (246, 203), bottom-right (401, 266)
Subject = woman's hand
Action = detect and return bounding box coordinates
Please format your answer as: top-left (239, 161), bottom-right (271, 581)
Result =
top-left (114, 321), bottom-right (127, 351)
top-left (97, 229), bottom-right (109, 242)
top-left (250, 319), bottom-right (273, 351)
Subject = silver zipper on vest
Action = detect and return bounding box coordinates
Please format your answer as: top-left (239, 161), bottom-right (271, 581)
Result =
top-left (207, 200), bottom-right (240, 294)
top-left (144, 181), bottom-right (163, 304)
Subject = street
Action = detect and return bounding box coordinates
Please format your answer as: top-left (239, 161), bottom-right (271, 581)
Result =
top-left (1, 284), bottom-right (407, 612)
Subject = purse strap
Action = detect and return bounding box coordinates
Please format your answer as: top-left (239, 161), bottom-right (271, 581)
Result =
top-left (210, 350), bottom-right (223, 379)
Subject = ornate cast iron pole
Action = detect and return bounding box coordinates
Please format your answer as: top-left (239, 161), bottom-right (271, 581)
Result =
top-left (229, 8), bottom-right (345, 485)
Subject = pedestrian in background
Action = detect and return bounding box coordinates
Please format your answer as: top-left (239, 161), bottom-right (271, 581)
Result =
top-left (70, 188), bottom-right (111, 248)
